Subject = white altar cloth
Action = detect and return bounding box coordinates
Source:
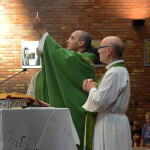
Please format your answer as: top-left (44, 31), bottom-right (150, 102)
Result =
top-left (0, 107), bottom-right (80, 150)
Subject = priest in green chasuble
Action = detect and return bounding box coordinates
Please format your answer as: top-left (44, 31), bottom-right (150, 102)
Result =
top-left (31, 17), bottom-right (96, 150)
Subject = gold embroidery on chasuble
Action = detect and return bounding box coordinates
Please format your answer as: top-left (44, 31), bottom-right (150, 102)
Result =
top-left (82, 57), bottom-right (94, 69)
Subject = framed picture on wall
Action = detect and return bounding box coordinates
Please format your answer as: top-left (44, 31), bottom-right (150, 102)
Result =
top-left (21, 41), bottom-right (41, 68)
top-left (144, 39), bottom-right (150, 66)
top-left (91, 40), bottom-right (102, 67)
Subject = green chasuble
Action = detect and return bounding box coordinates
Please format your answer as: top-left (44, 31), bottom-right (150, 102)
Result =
top-left (85, 62), bottom-right (127, 150)
top-left (35, 35), bottom-right (96, 150)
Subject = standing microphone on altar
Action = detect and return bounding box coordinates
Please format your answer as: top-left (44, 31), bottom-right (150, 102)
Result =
top-left (0, 68), bottom-right (27, 85)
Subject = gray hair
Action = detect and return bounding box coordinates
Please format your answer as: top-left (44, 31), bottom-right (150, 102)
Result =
top-left (111, 43), bottom-right (124, 57)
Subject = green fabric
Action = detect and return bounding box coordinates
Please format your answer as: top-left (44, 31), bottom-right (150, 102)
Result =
top-left (85, 61), bottom-right (127, 150)
top-left (35, 35), bottom-right (96, 150)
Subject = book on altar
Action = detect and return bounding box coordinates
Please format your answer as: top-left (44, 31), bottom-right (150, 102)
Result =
top-left (0, 92), bottom-right (49, 108)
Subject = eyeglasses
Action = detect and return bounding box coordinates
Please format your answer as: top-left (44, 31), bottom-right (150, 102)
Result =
top-left (97, 46), bottom-right (109, 49)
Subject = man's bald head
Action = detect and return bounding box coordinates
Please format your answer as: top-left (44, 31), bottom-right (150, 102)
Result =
top-left (102, 36), bottom-right (124, 57)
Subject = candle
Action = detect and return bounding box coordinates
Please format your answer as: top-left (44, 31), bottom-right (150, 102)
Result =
top-left (36, 11), bottom-right (38, 18)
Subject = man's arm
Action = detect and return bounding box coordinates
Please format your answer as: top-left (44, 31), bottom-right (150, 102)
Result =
top-left (26, 71), bottom-right (40, 98)
top-left (33, 17), bottom-right (47, 37)
top-left (82, 68), bottom-right (129, 112)
top-left (140, 139), bottom-right (144, 147)
top-left (33, 17), bottom-right (49, 53)
top-left (38, 32), bottom-right (49, 53)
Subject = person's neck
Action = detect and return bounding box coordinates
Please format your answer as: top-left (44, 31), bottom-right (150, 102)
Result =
top-left (77, 48), bottom-right (85, 53)
top-left (107, 57), bottom-right (122, 64)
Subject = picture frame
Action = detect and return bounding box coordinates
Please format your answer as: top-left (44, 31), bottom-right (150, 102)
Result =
top-left (21, 41), bottom-right (41, 68)
top-left (91, 40), bottom-right (102, 67)
top-left (144, 39), bottom-right (150, 66)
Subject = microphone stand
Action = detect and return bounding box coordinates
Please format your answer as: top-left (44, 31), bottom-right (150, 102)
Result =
top-left (130, 101), bottom-right (138, 143)
top-left (0, 69), bottom-right (27, 85)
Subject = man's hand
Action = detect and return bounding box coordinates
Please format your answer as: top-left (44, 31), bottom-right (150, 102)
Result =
top-left (33, 17), bottom-right (47, 37)
top-left (83, 79), bottom-right (97, 93)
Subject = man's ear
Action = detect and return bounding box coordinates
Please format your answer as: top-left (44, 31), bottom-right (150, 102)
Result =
top-left (107, 47), bottom-right (112, 56)
top-left (78, 40), bottom-right (85, 48)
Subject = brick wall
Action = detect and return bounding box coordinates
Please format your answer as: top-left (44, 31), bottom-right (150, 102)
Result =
top-left (0, 0), bottom-right (150, 127)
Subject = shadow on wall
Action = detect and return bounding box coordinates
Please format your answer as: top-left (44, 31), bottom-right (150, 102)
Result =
top-left (132, 19), bottom-right (150, 40)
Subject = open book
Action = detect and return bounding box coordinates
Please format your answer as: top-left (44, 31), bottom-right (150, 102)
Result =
top-left (0, 92), bottom-right (50, 107)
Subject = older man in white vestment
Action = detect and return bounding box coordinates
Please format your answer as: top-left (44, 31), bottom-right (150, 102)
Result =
top-left (82, 36), bottom-right (132, 150)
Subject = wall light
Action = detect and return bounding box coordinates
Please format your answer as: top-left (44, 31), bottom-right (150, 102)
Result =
top-left (133, 19), bottom-right (145, 26)
top-left (0, 6), bottom-right (4, 18)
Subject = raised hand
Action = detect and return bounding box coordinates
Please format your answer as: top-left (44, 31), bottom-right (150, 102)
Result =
top-left (33, 17), bottom-right (47, 37)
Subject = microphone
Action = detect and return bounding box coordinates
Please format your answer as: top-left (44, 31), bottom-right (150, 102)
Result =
top-left (0, 68), bottom-right (27, 85)
top-left (131, 101), bottom-right (138, 105)
top-left (23, 68), bottom-right (27, 72)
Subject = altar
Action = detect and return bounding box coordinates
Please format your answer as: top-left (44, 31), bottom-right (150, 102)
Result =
top-left (0, 108), bottom-right (80, 150)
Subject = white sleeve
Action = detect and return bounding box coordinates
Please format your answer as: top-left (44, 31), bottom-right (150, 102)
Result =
top-left (82, 87), bottom-right (97, 110)
top-left (26, 71), bottom-right (40, 98)
top-left (38, 32), bottom-right (49, 53)
top-left (82, 68), bottom-right (128, 112)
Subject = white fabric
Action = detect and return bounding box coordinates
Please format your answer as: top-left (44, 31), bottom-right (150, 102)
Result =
top-left (38, 32), bottom-right (49, 53)
top-left (83, 60), bottom-right (132, 150)
top-left (26, 32), bottom-right (49, 97)
top-left (0, 108), bottom-right (80, 150)
top-left (26, 71), bottom-right (40, 98)
top-left (0, 111), bottom-right (3, 149)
